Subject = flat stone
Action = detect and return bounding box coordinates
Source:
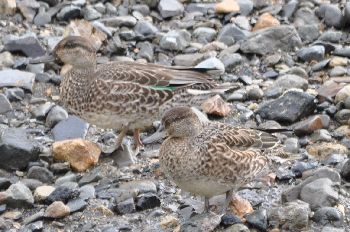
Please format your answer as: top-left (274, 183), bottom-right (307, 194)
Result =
top-left (53, 139), bottom-right (101, 172)
top-left (101, 16), bottom-right (137, 27)
top-left (17, 0), bottom-right (40, 21)
top-left (5, 182), bottom-right (34, 208)
top-left (320, 31), bottom-right (343, 43)
top-left (268, 200), bottom-right (310, 231)
top-left (44, 201), bottom-right (70, 218)
top-left (4, 33), bottom-right (45, 58)
top-left (297, 45), bottom-right (325, 62)
top-left (55, 173), bottom-right (77, 186)
top-left (0, 94), bottom-right (12, 114)
top-left (0, 69), bottom-right (35, 92)
top-left (119, 180), bottom-right (157, 194)
top-left (240, 25), bottom-right (302, 55)
top-left (160, 30), bottom-right (190, 51)
top-left (27, 166), bottom-right (54, 183)
top-left (66, 198), bottom-right (87, 213)
top-left (282, 0), bottom-right (298, 19)
top-left (257, 91), bottom-right (316, 123)
top-left (236, 0), bottom-right (253, 16)
top-left (330, 56), bottom-right (348, 67)
top-left (79, 167), bottom-right (103, 185)
top-left (158, 0), bottom-right (184, 18)
top-left (181, 212), bottom-right (221, 232)
top-left (300, 178), bottom-right (339, 210)
top-left (0, 128), bottom-right (40, 171)
top-left (195, 57), bottom-right (225, 75)
top-left (79, 184), bottom-right (95, 200)
top-left (83, 5), bottom-right (102, 21)
top-left (52, 116), bottom-right (89, 141)
top-left (174, 53), bottom-right (204, 67)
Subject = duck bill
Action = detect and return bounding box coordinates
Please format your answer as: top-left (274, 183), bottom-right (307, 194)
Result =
top-left (29, 54), bottom-right (56, 64)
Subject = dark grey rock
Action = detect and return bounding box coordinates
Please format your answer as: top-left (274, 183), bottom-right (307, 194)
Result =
top-left (21, 179), bottom-right (43, 191)
top-left (0, 178), bottom-right (11, 190)
top-left (313, 207), bottom-right (343, 227)
top-left (52, 115), bottom-right (89, 141)
top-left (341, 159), bottom-right (350, 182)
top-left (27, 166), bottom-right (54, 183)
top-left (316, 4), bottom-right (343, 28)
top-left (220, 213), bottom-right (242, 228)
top-left (294, 7), bottom-right (320, 27)
top-left (83, 5), bottom-right (102, 20)
top-left (344, 2), bottom-right (350, 27)
top-left (56, 5), bottom-right (81, 21)
top-left (0, 69), bottom-right (35, 92)
top-left (257, 91), bottom-right (316, 123)
top-left (297, 25), bottom-right (320, 44)
top-left (4, 33), bottom-right (45, 58)
top-left (46, 186), bottom-right (80, 204)
top-left (245, 209), bottom-right (267, 231)
top-left (101, 16), bottom-right (137, 27)
top-left (193, 27), bottom-right (217, 44)
top-left (46, 105), bottom-right (68, 128)
top-left (236, 0), bottom-right (253, 16)
top-left (160, 30), bottom-right (190, 51)
top-left (79, 167), bottom-right (103, 185)
top-left (273, 74), bottom-right (308, 91)
top-left (136, 193), bottom-right (161, 210)
top-left (50, 162), bottom-right (70, 175)
top-left (277, 167), bottom-right (296, 180)
top-left (0, 94), bottom-right (12, 114)
top-left (0, 128), bottom-right (40, 171)
top-left (158, 0), bottom-right (184, 18)
top-left (240, 26), bottom-right (302, 55)
top-left (268, 200), bottom-right (310, 231)
top-left (5, 88), bottom-right (25, 101)
top-left (134, 20), bottom-right (158, 40)
top-left (66, 198), bottom-right (87, 213)
top-left (79, 185), bottom-right (95, 200)
top-left (297, 45), bottom-right (325, 62)
top-left (219, 53), bottom-right (242, 70)
top-left (114, 197), bottom-right (136, 214)
top-left (247, 85), bottom-right (263, 100)
top-left (218, 24), bottom-right (251, 46)
top-left (5, 182), bottom-right (34, 208)
top-left (300, 178), bottom-right (339, 210)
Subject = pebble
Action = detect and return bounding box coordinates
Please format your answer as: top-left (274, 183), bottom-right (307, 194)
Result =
top-left (79, 184), bottom-right (95, 200)
top-left (56, 5), bottom-right (81, 21)
top-left (119, 180), bottom-right (157, 194)
top-left (0, 128), bottom-right (40, 171)
top-left (297, 45), bottom-right (325, 62)
top-left (46, 186), bottom-right (80, 204)
top-left (340, 159), bottom-right (350, 182)
top-left (294, 115), bottom-right (330, 136)
top-left (79, 167), bottom-right (103, 185)
top-left (193, 27), bottom-right (217, 44)
top-left (335, 85), bottom-right (350, 104)
top-left (66, 198), bottom-right (87, 213)
top-left (283, 138), bottom-right (299, 154)
top-left (0, 51), bottom-right (14, 68)
top-left (44, 201), bottom-right (70, 218)
top-left (134, 20), bottom-right (158, 39)
top-left (136, 193), bottom-right (161, 211)
top-left (316, 4), bottom-right (343, 28)
top-left (0, 0), bottom-right (16, 14)
top-left (220, 213), bottom-right (242, 228)
top-left (217, 24), bottom-right (250, 46)
top-left (53, 139), bottom-right (101, 172)
top-left (160, 30), bottom-right (190, 51)
top-left (5, 88), bottom-right (25, 101)
top-left (253, 13), bottom-right (280, 31)
top-left (34, 185), bottom-right (55, 202)
top-left (215, 0), bottom-right (240, 14)
top-left (5, 182), bottom-right (34, 208)
top-left (0, 94), bottom-right (12, 114)
top-left (30, 102), bottom-right (55, 120)
top-left (245, 209), bottom-right (267, 231)
top-left (273, 74), bottom-right (308, 91)
top-left (4, 33), bottom-right (45, 58)
top-left (101, 16), bottom-right (137, 27)
top-left (0, 69), bottom-right (35, 92)
top-left (55, 173), bottom-right (77, 186)
top-left (114, 197), bottom-right (136, 214)
top-left (224, 224), bottom-right (250, 232)
top-left (158, 0), bottom-right (184, 18)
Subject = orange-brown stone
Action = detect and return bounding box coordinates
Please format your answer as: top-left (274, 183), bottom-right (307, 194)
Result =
top-left (253, 13), bottom-right (280, 31)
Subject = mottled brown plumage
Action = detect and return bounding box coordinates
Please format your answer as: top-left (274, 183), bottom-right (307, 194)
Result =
top-left (159, 106), bottom-right (279, 213)
top-left (43, 36), bottom-right (234, 152)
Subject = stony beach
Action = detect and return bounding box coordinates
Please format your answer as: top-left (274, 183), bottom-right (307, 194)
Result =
top-left (0, 0), bottom-right (350, 231)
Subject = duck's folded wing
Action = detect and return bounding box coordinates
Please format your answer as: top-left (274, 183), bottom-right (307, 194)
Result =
top-left (96, 62), bottom-right (213, 86)
top-left (200, 142), bottom-right (268, 183)
top-left (208, 122), bottom-right (279, 150)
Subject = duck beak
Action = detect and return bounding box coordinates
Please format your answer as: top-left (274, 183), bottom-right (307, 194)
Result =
top-left (29, 54), bottom-right (56, 64)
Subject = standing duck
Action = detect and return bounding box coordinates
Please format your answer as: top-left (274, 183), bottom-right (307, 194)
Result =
top-left (32, 36), bottom-right (232, 153)
top-left (159, 106), bottom-right (279, 213)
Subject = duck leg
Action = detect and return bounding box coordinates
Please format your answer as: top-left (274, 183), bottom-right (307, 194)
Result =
top-left (133, 129), bottom-right (144, 155)
top-left (204, 197), bottom-right (210, 213)
top-left (115, 124), bottom-right (129, 150)
top-left (222, 189), bottom-right (233, 214)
